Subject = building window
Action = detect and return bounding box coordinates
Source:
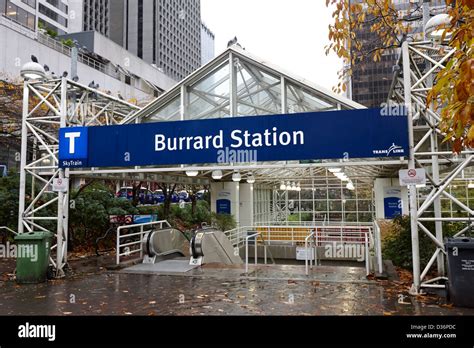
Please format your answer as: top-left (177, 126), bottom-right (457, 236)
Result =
top-left (4, 0), bottom-right (35, 30)
top-left (153, 0), bottom-right (156, 63)
top-left (125, 0), bottom-right (129, 49)
top-left (39, 3), bottom-right (68, 27)
top-left (137, 0), bottom-right (143, 58)
top-left (45, 0), bottom-right (68, 14)
top-left (21, 0), bottom-right (36, 9)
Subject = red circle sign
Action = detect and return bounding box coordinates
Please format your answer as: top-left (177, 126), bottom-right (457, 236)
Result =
top-left (408, 169), bottom-right (416, 177)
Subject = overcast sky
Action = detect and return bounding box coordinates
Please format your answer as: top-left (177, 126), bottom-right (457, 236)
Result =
top-left (200, 0), bottom-right (341, 91)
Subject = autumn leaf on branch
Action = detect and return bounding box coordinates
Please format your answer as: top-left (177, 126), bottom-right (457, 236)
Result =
top-left (427, 0), bottom-right (474, 152)
top-left (325, 0), bottom-right (414, 94)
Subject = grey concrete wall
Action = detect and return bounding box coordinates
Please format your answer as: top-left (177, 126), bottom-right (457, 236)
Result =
top-left (0, 23), bottom-right (150, 100)
top-left (59, 31), bottom-right (96, 52)
top-left (68, 0), bottom-right (84, 33)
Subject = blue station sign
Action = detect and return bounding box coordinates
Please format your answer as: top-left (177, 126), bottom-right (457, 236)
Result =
top-left (58, 108), bottom-right (408, 168)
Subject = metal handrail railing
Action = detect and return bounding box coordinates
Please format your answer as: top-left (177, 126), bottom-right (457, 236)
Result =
top-left (312, 229), bottom-right (370, 275)
top-left (226, 224), bottom-right (374, 274)
top-left (305, 229), bottom-right (316, 275)
top-left (36, 32), bottom-right (123, 81)
top-left (245, 232), bottom-right (259, 273)
top-left (225, 224), bottom-right (374, 247)
top-left (116, 220), bottom-right (171, 265)
top-left (373, 220), bottom-right (384, 274)
top-left (0, 226), bottom-right (18, 235)
top-left (254, 221), bottom-right (374, 227)
top-left (244, 231), bottom-right (275, 273)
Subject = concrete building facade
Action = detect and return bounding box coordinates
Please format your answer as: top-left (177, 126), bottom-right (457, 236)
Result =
top-left (42, 0), bottom-right (212, 82)
top-left (1, 0), bottom-right (69, 34)
top-left (200, 22), bottom-right (214, 65)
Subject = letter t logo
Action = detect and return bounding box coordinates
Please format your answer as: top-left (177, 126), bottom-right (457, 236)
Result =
top-left (65, 132), bottom-right (81, 154)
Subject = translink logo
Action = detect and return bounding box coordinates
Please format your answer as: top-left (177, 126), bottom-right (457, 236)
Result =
top-left (373, 143), bottom-right (404, 156)
top-left (59, 127), bottom-right (88, 167)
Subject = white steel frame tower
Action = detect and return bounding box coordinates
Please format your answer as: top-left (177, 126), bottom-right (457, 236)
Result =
top-left (389, 39), bottom-right (473, 294)
top-left (17, 77), bottom-right (140, 277)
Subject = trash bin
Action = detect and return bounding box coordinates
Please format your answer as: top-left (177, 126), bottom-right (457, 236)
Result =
top-left (14, 231), bottom-right (53, 284)
top-left (445, 237), bottom-right (474, 308)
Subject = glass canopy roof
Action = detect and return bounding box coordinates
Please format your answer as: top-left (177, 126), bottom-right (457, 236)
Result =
top-left (131, 45), bottom-right (362, 123)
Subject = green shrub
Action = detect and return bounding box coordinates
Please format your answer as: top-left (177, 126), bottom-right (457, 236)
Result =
top-left (0, 174), bottom-right (23, 238)
top-left (68, 183), bottom-right (138, 249)
top-left (193, 200), bottom-right (211, 224)
top-left (0, 173), bottom-right (56, 242)
top-left (383, 215), bottom-right (465, 270)
top-left (137, 205), bottom-right (160, 216)
top-left (168, 200), bottom-right (211, 229)
top-left (211, 213), bottom-right (236, 231)
top-left (46, 28), bottom-right (58, 38)
top-left (61, 39), bottom-right (74, 47)
top-left (138, 201), bottom-right (212, 230)
top-left (287, 213), bottom-right (313, 222)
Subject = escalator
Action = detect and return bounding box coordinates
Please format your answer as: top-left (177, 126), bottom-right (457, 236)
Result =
top-left (123, 226), bottom-right (242, 275)
top-left (189, 227), bottom-right (243, 265)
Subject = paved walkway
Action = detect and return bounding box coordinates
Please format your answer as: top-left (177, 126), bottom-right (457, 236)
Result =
top-left (1, 258), bottom-right (473, 316)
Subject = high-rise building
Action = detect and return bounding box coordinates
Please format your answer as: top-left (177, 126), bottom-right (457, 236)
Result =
top-left (68, 0), bottom-right (109, 36)
top-left (1, 0), bottom-right (69, 34)
top-left (40, 0), bottom-right (209, 81)
top-left (108, 0), bottom-right (202, 81)
top-left (201, 22), bottom-right (214, 65)
top-left (349, 0), bottom-right (446, 108)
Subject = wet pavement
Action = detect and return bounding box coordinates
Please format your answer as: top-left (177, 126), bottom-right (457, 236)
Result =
top-left (1, 257), bottom-right (474, 316)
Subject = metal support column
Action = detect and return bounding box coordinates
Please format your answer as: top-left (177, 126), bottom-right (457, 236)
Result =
top-left (402, 41), bottom-right (421, 294)
top-left (17, 82), bottom-right (30, 234)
